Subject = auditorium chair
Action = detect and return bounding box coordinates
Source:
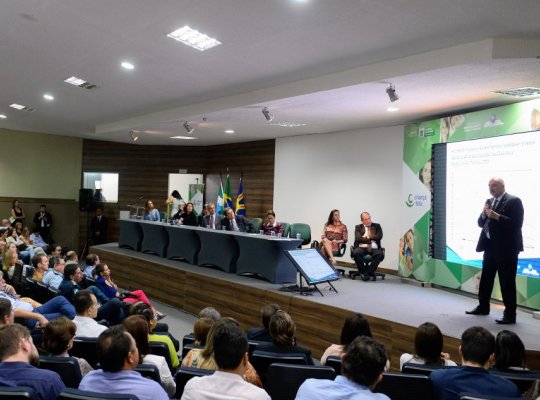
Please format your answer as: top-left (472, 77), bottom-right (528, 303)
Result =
top-left (459, 394), bottom-right (524, 400)
top-left (489, 368), bottom-right (540, 396)
top-left (249, 350), bottom-right (309, 387)
top-left (174, 366), bottom-right (214, 398)
top-left (289, 223), bottom-right (311, 246)
top-left (249, 217), bottom-right (263, 233)
top-left (135, 364), bottom-right (161, 383)
top-left (373, 372), bottom-right (434, 400)
top-left (182, 343), bottom-right (203, 359)
top-left (311, 240), bottom-right (347, 269)
top-left (325, 355), bottom-right (342, 374)
top-left (58, 388), bottom-right (140, 400)
top-left (0, 386), bottom-right (35, 399)
top-left (349, 247), bottom-right (385, 281)
top-left (282, 222), bottom-right (291, 238)
top-left (70, 337), bottom-right (99, 368)
top-left (266, 363), bottom-right (336, 400)
top-left (182, 333), bottom-right (195, 347)
top-left (402, 362), bottom-right (453, 376)
top-left (149, 341), bottom-right (175, 373)
top-left (35, 281), bottom-right (60, 304)
top-left (38, 355), bottom-right (82, 388)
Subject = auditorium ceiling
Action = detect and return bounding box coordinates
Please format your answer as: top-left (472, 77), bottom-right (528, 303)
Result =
top-left (1, 0), bottom-right (540, 145)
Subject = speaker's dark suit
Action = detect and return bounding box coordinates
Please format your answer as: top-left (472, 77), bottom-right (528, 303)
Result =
top-left (91, 215), bottom-right (109, 245)
top-left (476, 193), bottom-right (524, 317)
top-left (352, 223), bottom-right (384, 276)
top-left (202, 213), bottom-right (223, 230)
top-left (222, 215), bottom-right (250, 232)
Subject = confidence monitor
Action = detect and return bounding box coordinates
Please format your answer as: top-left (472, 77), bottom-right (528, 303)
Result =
top-left (285, 248), bottom-right (340, 296)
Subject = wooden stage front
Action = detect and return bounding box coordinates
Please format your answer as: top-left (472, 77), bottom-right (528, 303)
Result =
top-left (92, 243), bottom-right (540, 370)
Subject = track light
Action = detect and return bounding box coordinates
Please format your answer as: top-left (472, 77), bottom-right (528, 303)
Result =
top-left (129, 130), bottom-right (138, 142)
top-left (183, 121), bottom-right (194, 134)
top-left (386, 84), bottom-right (399, 103)
top-left (262, 106), bottom-right (274, 122)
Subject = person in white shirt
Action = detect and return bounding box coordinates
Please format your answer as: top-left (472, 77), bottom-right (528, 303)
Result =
top-left (182, 320), bottom-right (270, 400)
top-left (73, 290), bottom-right (107, 337)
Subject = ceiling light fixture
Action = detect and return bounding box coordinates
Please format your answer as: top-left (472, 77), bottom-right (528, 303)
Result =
top-left (64, 76), bottom-right (98, 90)
top-left (167, 26), bottom-right (222, 51)
top-left (9, 103), bottom-right (35, 112)
top-left (0, 114), bottom-right (6, 119)
top-left (43, 94), bottom-right (54, 101)
top-left (386, 84), bottom-right (399, 103)
top-left (224, 129), bottom-right (235, 134)
top-left (262, 106), bottom-right (274, 122)
top-left (129, 130), bottom-right (139, 142)
top-left (183, 121), bottom-right (194, 134)
top-left (121, 61), bottom-right (135, 70)
top-left (386, 106), bottom-right (399, 112)
top-left (170, 135), bottom-right (197, 140)
top-left (268, 122), bottom-right (307, 127)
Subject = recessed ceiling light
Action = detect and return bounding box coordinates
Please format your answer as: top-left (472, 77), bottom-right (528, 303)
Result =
top-left (386, 107), bottom-right (399, 112)
top-left (167, 25), bottom-right (222, 51)
top-left (43, 94), bottom-right (54, 101)
top-left (64, 76), bottom-right (87, 86)
top-left (121, 61), bottom-right (135, 70)
top-left (0, 114), bottom-right (6, 119)
top-left (225, 129), bottom-right (235, 134)
top-left (268, 122), bottom-right (307, 127)
top-left (495, 87), bottom-right (540, 97)
top-left (170, 135), bottom-right (197, 140)
top-left (10, 103), bottom-right (25, 110)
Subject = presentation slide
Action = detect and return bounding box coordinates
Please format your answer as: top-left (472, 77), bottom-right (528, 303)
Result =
top-left (286, 248), bottom-right (339, 283)
top-left (445, 131), bottom-right (540, 278)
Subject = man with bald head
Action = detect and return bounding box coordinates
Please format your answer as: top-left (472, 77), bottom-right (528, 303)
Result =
top-left (466, 177), bottom-right (524, 324)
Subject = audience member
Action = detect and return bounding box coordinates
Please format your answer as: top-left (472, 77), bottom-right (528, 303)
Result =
top-left (123, 315), bottom-right (176, 397)
top-left (29, 227), bottom-right (49, 253)
top-left (182, 317), bottom-right (262, 387)
top-left (198, 306), bottom-right (221, 321)
top-left (192, 317), bottom-right (214, 346)
top-left (202, 203), bottom-right (223, 230)
top-left (173, 202), bottom-right (198, 226)
top-left (296, 336), bottom-right (389, 400)
top-left (182, 320), bottom-right (270, 399)
top-left (0, 298), bottom-right (14, 325)
top-left (31, 253), bottom-right (49, 282)
top-left (321, 313), bottom-right (372, 365)
top-left (352, 212), bottom-right (384, 281)
top-left (257, 310), bottom-right (314, 364)
top-left (320, 209), bottom-right (348, 264)
top-left (42, 256), bottom-right (65, 289)
top-left (247, 303), bottom-right (280, 342)
top-left (10, 199), bottom-right (26, 227)
top-left (90, 207), bottom-right (108, 245)
top-left (430, 326), bottom-right (520, 400)
top-left (83, 253), bottom-right (100, 278)
top-left (6, 227), bottom-right (32, 264)
top-left (262, 210), bottom-right (284, 236)
top-left (400, 322), bottom-right (457, 370)
top-left (42, 316), bottom-right (93, 376)
top-left (222, 207), bottom-right (251, 232)
top-left (143, 200), bottom-right (160, 221)
top-left (33, 204), bottom-right (53, 243)
top-left (79, 325), bottom-right (168, 400)
top-left (50, 244), bottom-right (62, 258)
top-left (65, 250), bottom-right (78, 263)
top-left (0, 323), bottom-right (66, 400)
top-left (0, 270), bottom-right (18, 297)
top-left (73, 290), bottom-right (108, 337)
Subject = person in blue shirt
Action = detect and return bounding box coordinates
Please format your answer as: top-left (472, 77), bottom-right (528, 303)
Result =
top-left (0, 323), bottom-right (65, 400)
top-left (296, 336), bottom-right (390, 400)
top-left (143, 200), bottom-right (160, 221)
top-left (430, 326), bottom-right (520, 400)
top-left (79, 325), bottom-right (168, 400)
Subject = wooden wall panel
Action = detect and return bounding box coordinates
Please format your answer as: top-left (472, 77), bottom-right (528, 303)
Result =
top-left (79, 139), bottom-right (275, 250)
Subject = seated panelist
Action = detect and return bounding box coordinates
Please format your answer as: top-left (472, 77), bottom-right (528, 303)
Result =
top-left (222, 208), bottom-right (250, 232)
top-left (262, 210), bottom-right (284, 236)
top-left (172, 202), bottom-right (198, 226)
top-left (352, 212), bottom-right (384, 281)
top-left (202, 203), bottom-right (223, 229)
top-left (320, 209), bottom-right (348, 265)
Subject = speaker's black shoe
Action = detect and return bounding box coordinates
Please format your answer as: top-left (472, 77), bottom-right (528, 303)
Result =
top-left (361, 274), bottom-right (370, 282)
top-left (465, 306), bottom-right (489, 315)
top-left (495, 316), bottom-right (516, 324)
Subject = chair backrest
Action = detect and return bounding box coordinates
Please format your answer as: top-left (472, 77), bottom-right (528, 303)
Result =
top-left (325, 356), bottom-right (342, 375)
top-left (38, 355), bottom-right (82, 388)
top-left (58, 388), bottom-right (140, 400)
top-left (70, 337), bottom-right (99, 369)
top-left (489, 368), bottom-right (540, 395)
top-left (249, 218), bottom-right (263, 233)
top-left (282, 222), bottom-right (291, 238)
top-left (250, 351), bottom-right (309, 387)
top-left (374, 372), bottom-right (434, 400)
top-left (83, 276), bottom-right (96, 289)
top-left (135, 364), bottom-right (161, 383)
top-left (289, 223), bottom-right (311, 245)
top-left (459, 393), bottom-right (524, 400)
top-left (248, 341), bottom-right (260, 357)
top-left (266, 363), bottom-right (336, 400)
top-left (149, 341), bottom-right (174, 373)
top-left (401, 362), bottom-right (451, 376)
top-left (35, 281), bottom-right (59, 303)
top-left (182, 333), bottom-right (195, 348)
top-left (174, 366), bottom-right (214, 399)
top-left (182, 343), bottom-right (203, 359)
top-left (0, 386), bottom-right (35, 399)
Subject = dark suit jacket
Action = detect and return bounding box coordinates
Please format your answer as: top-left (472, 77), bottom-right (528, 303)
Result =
top-left (353, 223), bottom-right (383, 248)
top-left (476, 193), bottom-right (524, 255)
top-left (33, 211), bottom-right (52, 230)
top-left (222, 215), bottom-right (250, 232)
top-left (202, 213), bottom-right (223, 230)
top-left (90, 215), bottom-right (108, 244)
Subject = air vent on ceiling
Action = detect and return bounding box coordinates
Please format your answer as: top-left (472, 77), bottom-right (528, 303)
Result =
top-left (495, 87), bottom-right (540, 97)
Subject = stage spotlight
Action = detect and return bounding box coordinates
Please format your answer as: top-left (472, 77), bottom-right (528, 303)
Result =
top-left (183, 121), bottom-right (194, 134)
top-left (129, 130), bottom-right (139, 142)
top-left (262, 106), bottom-right (274, 122)
top-left (386, 84), bottom-right (399, 103)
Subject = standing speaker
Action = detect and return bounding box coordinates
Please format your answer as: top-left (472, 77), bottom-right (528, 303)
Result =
top-left (79, 188), bottom-right (94, 211)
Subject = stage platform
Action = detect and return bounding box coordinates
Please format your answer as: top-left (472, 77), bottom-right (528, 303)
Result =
top-left (91, 243), bottom-right (540, 370)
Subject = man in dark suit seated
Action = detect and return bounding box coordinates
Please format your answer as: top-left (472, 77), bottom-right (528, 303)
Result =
top-left (202, 203), bottom-right (224, 230)
top-left (352, 212), bottom-right (384, 281)
top-left (221, 207), bottom-right (250, 232)
top-left (430, 326), bottom-right (520, 400)
top-left (247, 303), bottom-right (279, 342)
